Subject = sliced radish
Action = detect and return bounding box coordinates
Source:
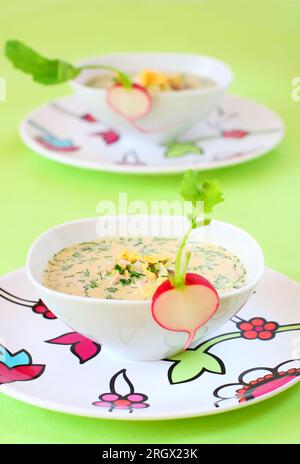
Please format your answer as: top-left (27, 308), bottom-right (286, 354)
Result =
top-left (151, 273), bottom-right (220, 351)
top-left (106, 83), bottom-right (152, 121)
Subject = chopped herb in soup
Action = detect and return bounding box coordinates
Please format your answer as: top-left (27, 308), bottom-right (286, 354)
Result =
top-left (43, 237), bottom-right (247, 300)
top-left (86, 69), bottom-right (216, 92)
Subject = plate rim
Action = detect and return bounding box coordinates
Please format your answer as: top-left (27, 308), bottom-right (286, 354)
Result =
top-left (0, 267), bottom-right (299, 421)
top-left (19, 94), bottom-right (285, 175)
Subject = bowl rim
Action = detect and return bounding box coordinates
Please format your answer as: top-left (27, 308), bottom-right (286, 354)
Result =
top-left (70, 51), bottom-right (234, 98)
top-left (26, 216), bottom-right (265, 306)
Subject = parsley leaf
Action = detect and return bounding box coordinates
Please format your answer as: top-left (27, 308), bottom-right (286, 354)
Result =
top-left (114, 264), bottom-right (125, 275)
top-left (106, 287), bottom-right (118, 293)
top-left (129, 270), bottom-right (143, 278)
top-left (89, 280), bottom-right (99, 288)
top-left (180, 169), bottom-right (224, 213)
top-left (120, 278), bottom-right (132, 286)
top-left (173, 170), bottom-right (224, 287)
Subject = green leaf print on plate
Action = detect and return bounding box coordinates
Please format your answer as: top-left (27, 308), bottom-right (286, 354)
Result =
top-left (168, 348), bottom-right (225, 385)
top-left (164, 141), bottom-right (204, 158)
top-left (166, 320), bottom-right (300, 385)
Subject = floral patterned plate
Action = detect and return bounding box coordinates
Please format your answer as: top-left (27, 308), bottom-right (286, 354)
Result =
top-left (0, 267), bottom-right (299, 420)
top-left (19, 94), bottom-right (284, 174)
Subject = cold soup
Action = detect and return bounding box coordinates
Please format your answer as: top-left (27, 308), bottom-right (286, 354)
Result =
top-left (43, 236), bottom-right (247, 300)
top-left (86, 69), bottom-right (216, 92)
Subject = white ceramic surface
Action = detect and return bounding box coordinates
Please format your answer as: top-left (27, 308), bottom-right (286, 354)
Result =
top-left (19, 94), bottom-right (284, 174)
top-left (0, 267), bottom-right (299, 420)
top-left (70, 53), bottom-right (233, 144)
top-left (26, 216), bottom-right (264, 361)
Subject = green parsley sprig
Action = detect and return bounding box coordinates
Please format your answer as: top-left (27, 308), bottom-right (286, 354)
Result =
top-left (170, 170), bottom-right (224, 288)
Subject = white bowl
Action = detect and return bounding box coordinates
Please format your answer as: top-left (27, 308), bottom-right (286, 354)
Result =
top-left (26, 216), bottom-right (264, 361)
top-left (70, 53), bottom-right (233, 144)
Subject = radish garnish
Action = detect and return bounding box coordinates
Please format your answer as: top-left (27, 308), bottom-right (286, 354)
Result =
top-left (150, 170), bottom-right (225, 352)
top-left (107, 83), bottom-right (152, 121)
top-left (4, 41), bottom-right (153, 122)
top-left (152, 273), bottom-right (219, 350)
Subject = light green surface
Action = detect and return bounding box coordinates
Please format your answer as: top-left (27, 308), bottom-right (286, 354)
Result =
top-left (0, 0), bottom-right (299, 444)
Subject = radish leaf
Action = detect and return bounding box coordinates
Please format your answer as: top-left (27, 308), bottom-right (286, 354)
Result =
top-left (5, 40), bottom-right (80, 84)
top-left (5, 40), bottom-right (132, 87)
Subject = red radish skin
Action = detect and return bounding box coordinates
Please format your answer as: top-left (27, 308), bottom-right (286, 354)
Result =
top-left (106, 83), bottom-right (152, 121)
top-left (151, 273), bottom-right (220, 351)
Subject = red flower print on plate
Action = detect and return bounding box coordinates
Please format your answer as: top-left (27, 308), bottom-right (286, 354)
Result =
top-left (51, 103), bottom-right (98, 123)
top-left (237, 317), bottom-right (279, 340)
top-left (81, 113), bottom-right (98, 123)
top-left (93, 369), bottom-right (149, 413)
top-left (0, 363), bottom-right (45, 385)
top-left (222, 129), bottom-right (249, 138)
top-left (32, 299), bottom-right (56, 319)
top-left (0, 288), bottom-right (56, 320)
top-left (92, 130), bottom-right (120, 144)
top-left (0, 345), bottom-right (45, 386)
top-left (214, 359), bottom-right (300, 408)
top-left (46, 332), bottom-right (101, 364)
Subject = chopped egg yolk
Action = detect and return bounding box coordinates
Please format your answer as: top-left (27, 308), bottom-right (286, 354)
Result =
top-left (118, 250), bottom-right (170, 266)
top-left (136, 70), bottom-right (184, 91)
top-left (117, 250), bottom-right (139, 264)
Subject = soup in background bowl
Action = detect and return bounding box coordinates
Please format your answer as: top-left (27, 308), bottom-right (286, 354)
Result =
top-left (86, 70), bottom-right (217, 92)
top-left (70, 53), bottom-right (233, 144)
top-left (26, 216), bottom-right (264, 361)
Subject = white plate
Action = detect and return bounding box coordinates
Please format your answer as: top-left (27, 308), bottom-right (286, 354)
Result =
top-left (19, 94), bottom-right (284, 174)
top-left (0, 267), bottom-right (299, 420)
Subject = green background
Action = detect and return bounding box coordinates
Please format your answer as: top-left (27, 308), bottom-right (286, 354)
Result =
top-left (0, 0), bottom-right (299, 444)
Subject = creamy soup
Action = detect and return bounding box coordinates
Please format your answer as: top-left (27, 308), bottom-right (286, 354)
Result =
top-left (43, 237), bottom-right (247, 300)
top-left (86, 70), bottom-right (216, 92)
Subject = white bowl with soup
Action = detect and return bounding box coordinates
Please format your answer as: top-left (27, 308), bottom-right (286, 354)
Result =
top-left (26, 216), bottom-right (264, 361)
top-left (70, 53), bottom-right (233, 144)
